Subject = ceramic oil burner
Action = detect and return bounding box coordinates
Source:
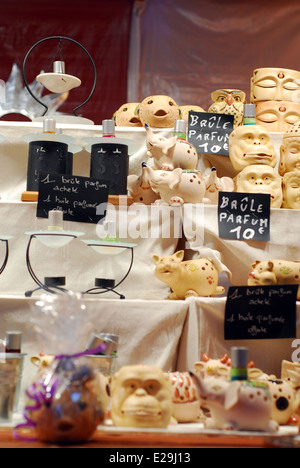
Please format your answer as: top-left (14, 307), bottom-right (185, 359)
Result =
top-left (142, 163), bottom-right (205, 206)
top-left (167, 371), bottom-right (204, 423)
top-left (248, 260), bottom-right (300, 299)
top-left (112, 102), bottom-right (142, 127)
top-left (235, 164), bottom-right (283, 208)
top-left (179, 105), bottom-right (206, 124)
top-left (137, 95), bottom-right (180, 128)
top-left (264, 379), bottom-right (297, 426)
top-left (282, 171), bottom-right (300, 209)
top-left (208, 89), bottom-right (246, 127)
top-left (251, 67), bottom-right (300, 103)
top-left (229, 124), bottom-right (277, 171)
top-left (191, 373), bottom-right (278, 432)
top-left (145, 124), bottom-right (198, 171)
top-left (110, 364), bottom-right (172, 428)
top-left (127, 165), bottom-right (160, 204)
top-left (152, 250), bottom-right (225, 300)
top-left (204, 167), bottom-right (234, 204)
top-left (255, 101), bottom-right (300, 133)
top-left (279, 120), bottom-right (300, 176)
top-left (194, 354), bottom-right (231, 380)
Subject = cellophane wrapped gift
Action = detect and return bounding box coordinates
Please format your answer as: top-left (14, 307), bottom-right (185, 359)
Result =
top-left (14, 293), bottom-right (110, 443)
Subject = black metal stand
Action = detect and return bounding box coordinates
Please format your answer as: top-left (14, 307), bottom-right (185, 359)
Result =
top-left (0, 239), bottom-right (10, 275)
top-left (83, 243), bottom-right (135, 299)
top-left (25, 233), bottom-right (76, 297)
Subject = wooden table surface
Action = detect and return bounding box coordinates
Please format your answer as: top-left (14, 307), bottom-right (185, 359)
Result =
top-left (0, 426), bottom-right (297, 449)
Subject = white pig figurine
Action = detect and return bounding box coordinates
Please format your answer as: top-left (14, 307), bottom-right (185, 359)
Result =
top-left (191, 373), bottom-right (278, 432)
top-left (145, 123), bottom-right (198, 171)
top-left (142, 163), bottom-right (205, 206)
top-left (153, 250), bottom-right (225, 299)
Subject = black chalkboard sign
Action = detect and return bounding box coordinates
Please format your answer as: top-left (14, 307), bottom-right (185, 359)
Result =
top-left (187, 111), bottom-right (234, 156)
top-left (225, 285), bottom-right (298, 340)
top-left (36, 173), bottom-right (109, 224)
top-left (218, 191), bottom-right (270, 241)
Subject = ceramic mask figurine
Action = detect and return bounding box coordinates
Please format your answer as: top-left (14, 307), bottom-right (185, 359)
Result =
top-left (179, 105), bottom-right (206, 124)
top-left (137, 95), bottom-right (180, 128)
top-left (112, 102), bottom-right (142, 127)
top-left (229, 124), bottom-right (277, 171)
top-left (248, 259), bottom-right (300, 299)
top-left (208, 89), bottom-right (246, 127)
top-left (255, 101), bottom-right (300, 132)
top-left (127, 164), bottom-right (160, 204)
top-left (145, 124), bottom-right (198, 171)
top-left (191, 373), bottom-right (278, 432)
top-left (251, 67), bottom-right (300, 103)
top-left (282, 171), bottom-right (300, 209)
top-left (279, 120), bottom-right (300, 176)
top-left (152, 250), bottom-right (225, 299)
top-left (167, 371), bottom-right (204, 423)
top-left (235, 164), bottom-right (283, 208)
top-left (204, 167), bottom-right (234, 205)
top-left (142, 163), bottom-right (205, 206)
top-left (110, 364), bottom-right (172, 428)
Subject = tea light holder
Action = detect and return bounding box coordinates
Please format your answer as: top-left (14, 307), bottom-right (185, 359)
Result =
top-left (25, 211), bottom-right (84, 296)
top-left (81, 238), bottom-right (136, 299)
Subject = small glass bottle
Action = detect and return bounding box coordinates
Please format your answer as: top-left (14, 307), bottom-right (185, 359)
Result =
top-left (5, 330), bottom-right (22, 353)
top-left (173, 119), bottom-right (187, 140)
top-left (102, 119), bottom-right (116, 138)
top-left (230, 346), bottom-right (248, 381)
top-left (243, 104), bottom-right (256, 125)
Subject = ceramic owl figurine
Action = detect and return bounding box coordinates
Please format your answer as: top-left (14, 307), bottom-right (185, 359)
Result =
top-left (208, 89), bottom-right (246, 127)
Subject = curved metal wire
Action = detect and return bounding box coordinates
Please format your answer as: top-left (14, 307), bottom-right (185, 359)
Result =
top-left (22, 36), bottom-right (97, 117)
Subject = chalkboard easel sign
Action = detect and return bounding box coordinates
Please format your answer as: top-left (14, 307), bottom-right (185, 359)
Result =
top-left (187, 111), bottom-right (234, 156)
top-left (37, 173), bottom-right (109, 224)
top-left (225, 285), bottom-right (298, 340)
top-left (218, 191), bottom-right (271, 242)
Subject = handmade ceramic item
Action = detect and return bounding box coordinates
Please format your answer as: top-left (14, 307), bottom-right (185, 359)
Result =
top-left (248, 259), bottom-right (300, 299)
top-left (204, 167), bottom-right (234, 204)
top-left (264, 379), bottom-right (297, 426)
top-left (145, 124), bottom-right (198, 171)
top-left (194, 354), bottom-right (231, 380)
top-left (179, 105), bottom-right (206, 124)
top-left (251, 67), bottom-right (300, 103)
top-left (143, 163), bottom-right (205, 206)
top-left (229, 124), bottom-right (277, 171)
top-left (137, 95), bottom-right (180, 128)
top-left (113, 102), bottom-right (142, 127)
top-left (235, 164), bottom-right (283, 208)
top-left (127, 164), bottom-right (160, 204)
top-left (282, 171), bottom-right (300, 209)
top-left (152, 250), bottom-right (225, 299)
top-left (255, 101), bottom-right (300, 132)
top-left (110, 364), bottom-right (172, 428)
top-left (208, 89), bottom-right (246, 127)
top-left (279, 120), bottom-right (300, 176)
top-left (167, 371), bottom-right (204, 423)
top-left (191, 373), bottom-right (278, 432)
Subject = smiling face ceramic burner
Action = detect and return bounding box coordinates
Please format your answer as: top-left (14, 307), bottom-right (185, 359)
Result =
top-left (279, 120), bottom-right (300, 176)
top-left (282, 171), bottom-right (300, 209)
top-left (229, 124), bottom-right (277, 172)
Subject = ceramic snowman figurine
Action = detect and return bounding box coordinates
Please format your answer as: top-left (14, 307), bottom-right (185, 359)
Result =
top-left (145, 124), bottom-right (198, 171)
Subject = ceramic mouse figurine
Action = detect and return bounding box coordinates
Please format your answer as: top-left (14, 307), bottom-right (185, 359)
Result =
top-left (190, 373), bottom-right (278, 432)
top-left (248, 259), bottom-right (300, 299)
top-left (142, 163), bottom-right (206, 206)
top-left (137, 95), bottom-right (180, 128)
top-left (145, 124), bottom-right (198, 171)
top-left (153, 250), bottom-right (225, 299)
